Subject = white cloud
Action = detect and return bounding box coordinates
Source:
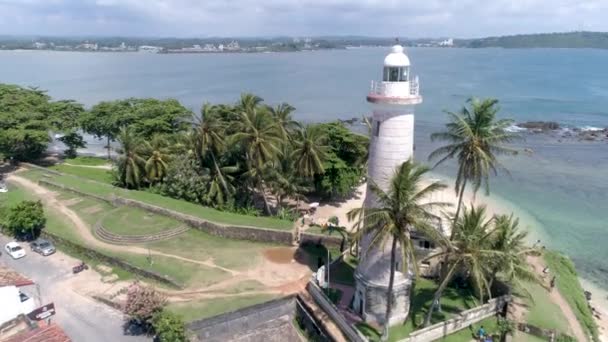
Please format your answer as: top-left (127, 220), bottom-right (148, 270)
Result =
top-left (0, 0), bottom-right (607, 37)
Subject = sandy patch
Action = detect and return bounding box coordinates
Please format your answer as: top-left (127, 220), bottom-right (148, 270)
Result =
top-left (62, 198), bottom-right (83, 206)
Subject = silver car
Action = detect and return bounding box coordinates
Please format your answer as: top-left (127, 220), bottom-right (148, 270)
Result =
top-left (30, 239), bottom-right (56, 256)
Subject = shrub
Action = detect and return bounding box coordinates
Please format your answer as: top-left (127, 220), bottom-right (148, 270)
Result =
top-left (152, 310), bottom-right (188, 342)
top-left (3, 200), bottom-right (46, 240)
top-left (124, 282), bottom-right (167, 331)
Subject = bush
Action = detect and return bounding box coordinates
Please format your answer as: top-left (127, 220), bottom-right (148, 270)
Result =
top-left (58, 132), bottom-right (86, 158)
top-left (124, 282), bottom-right (167, 332)
top-left (152, 311), bottom-right (188, 342)
top-left (3, 200), bottom-right (46, 240)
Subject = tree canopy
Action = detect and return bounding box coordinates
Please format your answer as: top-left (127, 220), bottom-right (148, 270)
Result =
top-left (0, 84), bottom-right (84, 161)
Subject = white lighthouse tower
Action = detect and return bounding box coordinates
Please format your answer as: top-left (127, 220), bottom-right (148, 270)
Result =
top-left (353, 44), bottom-right (422, 326)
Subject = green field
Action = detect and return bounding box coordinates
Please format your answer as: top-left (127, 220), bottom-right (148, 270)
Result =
top-left (167, 294), bottom-right (280, 322)
top-left (64, 156), bottom-right (111, 166)
top-left (523, 282), bottom-right (570, 333)
top-left (544, 251), bottom-right (599, 341)
top-left (101, 206), bottom-right (183, 236)
top-left (49, 164), bottom-right (114, 184)
top-left (20, 168), bottom-right (294, 230)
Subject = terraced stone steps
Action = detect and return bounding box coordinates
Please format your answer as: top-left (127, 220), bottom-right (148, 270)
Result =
top-left (94, 221), bottom-right (190, 245)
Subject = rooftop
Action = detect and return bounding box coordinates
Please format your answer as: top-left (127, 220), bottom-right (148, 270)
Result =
top-left (3, 320), bottom-right (71, 342)
top-left (0, 264), bottom-right (34, 287)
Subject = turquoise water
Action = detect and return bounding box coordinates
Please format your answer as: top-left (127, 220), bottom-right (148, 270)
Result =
top-left (1, 48), bottom-right (607, 289)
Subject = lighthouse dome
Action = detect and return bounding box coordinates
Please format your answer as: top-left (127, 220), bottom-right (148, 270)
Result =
top-left (383, 45), bottom-right (410, 67)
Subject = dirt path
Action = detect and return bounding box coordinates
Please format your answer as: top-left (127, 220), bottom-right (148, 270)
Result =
top-left (528, 255), bottom-right (588, 342)
top-left (64, 163), bottom-right (112, 170)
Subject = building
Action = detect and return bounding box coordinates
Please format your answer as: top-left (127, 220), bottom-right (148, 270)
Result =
top-left (352, 44), bottom-right (423, 326)
top-left (225, 41), bottom-right (240, 51)
top-left (138, 45), bottom-right (162, 53)
top-left (439, 38), bottom-right (454, 47)
top-left (0, 264), bottom-right (37, 326)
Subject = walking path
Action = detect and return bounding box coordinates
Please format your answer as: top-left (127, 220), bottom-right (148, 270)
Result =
top-left (64, 163), bottom-right (112, 170)
top-left (7, 174), bottom-right (310, 301)
top-left (528, 255), bottom-right (588, 342)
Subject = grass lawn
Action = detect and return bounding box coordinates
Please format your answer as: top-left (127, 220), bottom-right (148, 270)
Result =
top-left (522, 282), bottom-right (570, 333)
top-left (360, 316), bottom-right (501, 342)
top-left (65, 156), bottom-right (110, 166)
top-left (49, 164), bottom-right (114, 184)
top-left (146, 229), bottom-right (269, 270)
top-left (357, 277), bottom-right (480, 342)
top-left (167, 294), bottom-right (280, 322)
top-left (20, 169), bottom-right (294, 230)
top-left (544, 250), bottom-right (599, 341)
top-left (101, 206), bottom-right (183, 236)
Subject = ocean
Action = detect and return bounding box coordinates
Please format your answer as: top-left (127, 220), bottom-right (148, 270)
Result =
top-left (1, 47), bottom-right (607, 293)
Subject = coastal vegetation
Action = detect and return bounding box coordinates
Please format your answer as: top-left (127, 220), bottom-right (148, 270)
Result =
top-left (460, 31), bottom-right (608, 49)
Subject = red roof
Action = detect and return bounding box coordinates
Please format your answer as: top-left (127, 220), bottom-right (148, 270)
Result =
top-left (3, 322), bottom-right (71, 342)
top-left (0, 265), bottom-right (34, 287)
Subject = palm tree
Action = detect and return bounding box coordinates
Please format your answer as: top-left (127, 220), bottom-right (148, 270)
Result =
top-left (488, 214), bottom-right (542, 295)
top-left (429, 97), bottom-right (518, 227)
top-left (347, 160), bottom-right (449, 340)
top-left (116, 127), bottom-right (146, 189)
top-left (291, 125), bottom-right (328, 178)
top-left (267, 102), bottom-right (300, 139)
top-left (231, 95), bottom-right (283, 215)
top-left (143, 135), bottom-right (170, 184)
top-left (423, 205), bottom-right (499, 326)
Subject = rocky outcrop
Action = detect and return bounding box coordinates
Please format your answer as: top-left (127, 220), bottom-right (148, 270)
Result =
top-left (517, 121), bottom-right (560, 131)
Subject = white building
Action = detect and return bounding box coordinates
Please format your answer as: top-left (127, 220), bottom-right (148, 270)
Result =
top-left (138, 45), bottom-right (161, 53)
top-left (226, 41), bottom-right (240, 51)
top-left (352, 44), bottom-right (423, 326)
top-left (439, 38), bottom-right (454, 47)
top-left (0, 266), bottom-right (37, 326)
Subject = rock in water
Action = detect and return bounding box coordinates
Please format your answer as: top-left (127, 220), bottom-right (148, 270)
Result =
top-left (517, 121), bottom-right (560, 131)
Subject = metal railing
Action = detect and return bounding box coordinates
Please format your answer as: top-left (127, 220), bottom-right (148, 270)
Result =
top-left (369, 76), bottom-right (420, 96)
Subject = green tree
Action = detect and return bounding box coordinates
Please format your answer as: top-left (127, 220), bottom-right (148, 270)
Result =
top-left (152, 311), bottom-right (188, 342)
top-left (423, 205), bottom-right (498, 326)
top-left (116, 127), bottom-right (146, 189)
top-left (489, 214), bottom-right (542, 294)
top-left (143, 135), bottom-right (171, 184)
top-left (266, 102), bottom-right (300, 140)
top-left (314, 122), bottom-right (369, 198)
top-left (348, 160), bottom-right (449, 340)
top-left (292, 125), bottom-right (328, 178)
top-left (58, 131), bottom-right (86, 158)
top-left (0, 84), bottom-right (84, 161)
top-left (429, 97), bottom-right (518, 226)
top-left (231, 94), bottom-right (283, 214)
top-left (3, 200), bottom-right (46, 240)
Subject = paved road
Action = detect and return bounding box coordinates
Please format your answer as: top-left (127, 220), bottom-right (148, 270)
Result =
top-left (0, 235), bottom-right (149, 342)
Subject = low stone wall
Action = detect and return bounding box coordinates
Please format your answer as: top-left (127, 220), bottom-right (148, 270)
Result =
top-left (41, 231), bottom-right (183, 289)
top-left (112, 197), bottom-right (295, 245)
top-left (398, 295), bottom-right (511, 342)
top-left (307, 281), bottom-right (367, 342)
top-left (20, 162), bottom-right (64, 176)
top-left (300, 233), bottom-right (345, 249)
top-left (187, 295), bottom-right (300, 342)
top-left (39, 179), bottom-right (113, 205)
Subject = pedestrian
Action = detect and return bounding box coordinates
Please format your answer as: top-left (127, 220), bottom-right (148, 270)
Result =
top-left (550, 276), bottom-right (556, 290)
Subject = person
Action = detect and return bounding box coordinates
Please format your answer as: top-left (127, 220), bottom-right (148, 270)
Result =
top-left (477, 325), bottom-right (486, 339)
top-left (550, 276), bottom-right (556, 290)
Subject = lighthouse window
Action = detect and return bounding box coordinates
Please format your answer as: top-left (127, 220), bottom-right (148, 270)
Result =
top-left (400, 67), bottom-right (409, 82)
top-left (374, 121), bottom-right (381, 137)
top-left (389, 67), bottom-right (400, 82)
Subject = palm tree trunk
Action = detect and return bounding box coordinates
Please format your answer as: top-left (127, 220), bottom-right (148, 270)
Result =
top-left (381, 237), bottom-right (398, 341)
top-left (107, 136), bottom-right (111, 160)
top-left (424, 262), bottom-right (459, 327)
top-left (258, 180), bottom-right (272, 216)
top-left (451, 179), bottom-right (468, 239)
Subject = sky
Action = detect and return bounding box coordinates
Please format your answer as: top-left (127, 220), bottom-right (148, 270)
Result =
top-left (1, 0), bottom-right (608, 38)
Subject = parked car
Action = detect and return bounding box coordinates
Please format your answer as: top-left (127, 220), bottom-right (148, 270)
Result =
top-left (5, 242), bottom-right (26, 259)
top-left (30, 239), bottom-right (56, 256)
